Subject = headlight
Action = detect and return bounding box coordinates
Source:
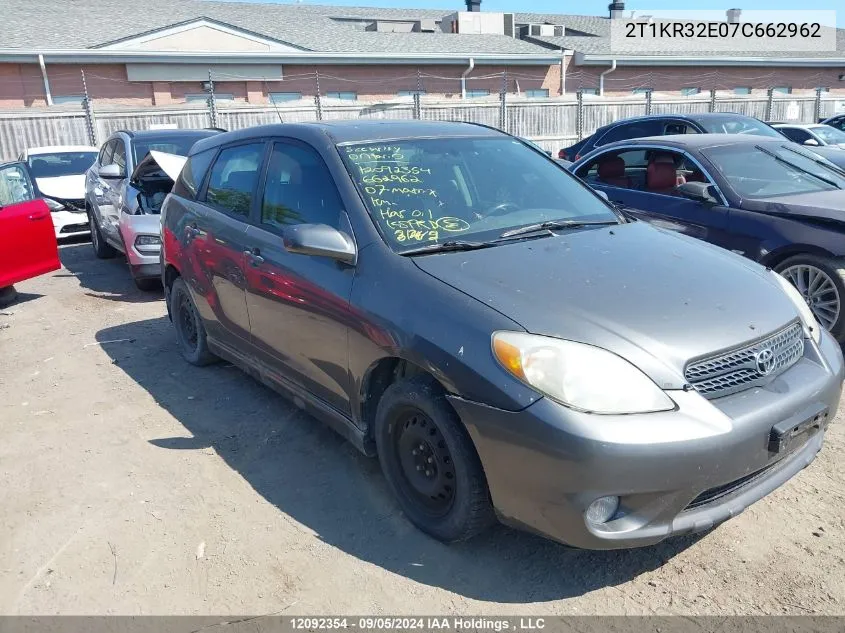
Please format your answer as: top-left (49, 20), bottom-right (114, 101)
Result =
top-left (43, 197), bottom-right (65, 212)
top-left (492, 332), bottom-right (675, 414)
top-left (771, 270), bottom-right (822, 344)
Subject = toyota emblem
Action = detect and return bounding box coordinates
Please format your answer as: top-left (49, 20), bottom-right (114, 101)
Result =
top-left (755, 348), bottom-right (775, 375)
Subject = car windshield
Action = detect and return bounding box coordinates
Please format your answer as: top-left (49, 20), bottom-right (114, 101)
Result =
top-left (132, 134), bottom-right (211, 165)
top-left (340, 137), bottom-right (620, 252)
top-left (703, 142), bottom-right (845, 198)
top-left (27, 152), bottom-right (97, 178)
top-left (697, 116), bottom-right (783, 138)
top-left (811, 126), bottom-right (845, 145)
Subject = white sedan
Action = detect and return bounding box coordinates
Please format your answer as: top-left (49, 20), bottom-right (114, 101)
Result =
top-left (19, 145), bottom-right (99, 239)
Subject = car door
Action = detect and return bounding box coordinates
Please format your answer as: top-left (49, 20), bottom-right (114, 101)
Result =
top-left (580, 146), bottom-right (733, 248)
top-left (101, 137), bottom-right (128, 247)
top-left (243, 139), bottom-right (355, 415)
top-left (188, 141), bottom-right (267, 347)
top-left (0, 163), bottom-right (60, 288)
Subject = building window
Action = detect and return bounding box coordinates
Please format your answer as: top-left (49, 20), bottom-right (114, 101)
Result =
top-left (269, 92), bottom-right (302, 103)
top-left (397, 90), bottom-right (426, 97)
top-left (579, 88), bottom-right (600, 95)
top-left (773, 86), bottom-right (792, 94)
top-left (465, 89), bottom-right (490, 98)
top-left (326, 91), bottom-right (357, 100)
top-left (185, 93), bottom-right (234, 103)
top-left (681, 87), bottom-right (701, 96)
top-left (525, 89), bottom-right (549, 98)
top-left (631, 88), bottom-right (652, 95)
top-left (52, 95), bottom-right (84, 106)
top-left (733, 87), bottom-right (752, 95)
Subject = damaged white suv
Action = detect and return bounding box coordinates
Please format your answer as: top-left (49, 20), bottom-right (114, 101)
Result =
top-left (84, 129), bottom-right (221, 290)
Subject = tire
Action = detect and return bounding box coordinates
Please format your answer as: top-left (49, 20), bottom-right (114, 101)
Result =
top-left (89, 211), bottom-right (117, 259)
top-left (0, 285), bottom-right (18, 308)
top-left (134, 276), bottom-right (161, 292)
top-left (374, 374), bottom-right (495, 542)
top-left (775, 254), bottom-right (845, 342)
top-left (169, 277), bottom-right (215, 366)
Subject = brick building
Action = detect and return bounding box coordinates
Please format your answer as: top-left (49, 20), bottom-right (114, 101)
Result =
top-left (0, 0), bottom-right (843, 109)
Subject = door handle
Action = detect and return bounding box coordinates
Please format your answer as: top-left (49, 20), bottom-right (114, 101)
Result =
top-left (244, 248), bottom-right (264, 266)
top-left (29, 212), bottom-right (49, 221)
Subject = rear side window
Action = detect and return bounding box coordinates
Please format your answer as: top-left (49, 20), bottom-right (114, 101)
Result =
top-left (779, 128), bottom-right (811, 144)
top-left (597, 120), bottom-right (664, 146)
top-left (204, 143), bottom-right (264, 217)
top-left (173, 148), bottom-right (216, 199)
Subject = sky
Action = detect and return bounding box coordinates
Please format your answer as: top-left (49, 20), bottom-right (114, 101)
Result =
top-left (236, 0), bottom-right (844, 26)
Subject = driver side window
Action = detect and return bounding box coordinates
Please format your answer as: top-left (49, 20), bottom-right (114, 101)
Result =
top-left (0, 164), bottom-right (34, 206)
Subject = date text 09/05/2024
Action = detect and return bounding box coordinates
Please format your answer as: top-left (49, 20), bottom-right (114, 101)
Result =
top-left (289, 617), bottom-right (547, 631)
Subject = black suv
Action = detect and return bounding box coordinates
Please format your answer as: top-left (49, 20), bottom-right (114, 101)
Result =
top-left (559, 113), bottom-right (785, 161)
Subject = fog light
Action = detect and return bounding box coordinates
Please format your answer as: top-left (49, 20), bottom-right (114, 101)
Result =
top-left (585, 496), bottom-right (619, 525)
top-left (135, 234), bottom-right (161, 253)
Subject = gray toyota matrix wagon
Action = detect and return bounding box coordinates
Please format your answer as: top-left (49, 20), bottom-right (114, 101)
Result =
top-left (160, 121), bottom-right (843, 549)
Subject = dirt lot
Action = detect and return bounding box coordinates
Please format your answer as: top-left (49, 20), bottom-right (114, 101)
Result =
top-left (1, 238), bottom-right (844, 616)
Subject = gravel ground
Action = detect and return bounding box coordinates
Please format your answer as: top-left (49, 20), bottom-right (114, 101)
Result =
top-left (1, 238), bottom-right (844, 616)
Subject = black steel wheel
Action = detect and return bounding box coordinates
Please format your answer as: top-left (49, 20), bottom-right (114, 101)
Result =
top-left (169, 277), bottom-right (215, 366)
top-left (375, 374), bottom-right (495, 542)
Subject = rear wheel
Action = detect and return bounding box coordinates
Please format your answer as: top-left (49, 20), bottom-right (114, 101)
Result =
top-left (775, 254), bottom-right (845, 341)
top-left (169, 277), bottom-right (215, 366)
top-left (374, 374), bottom-right (495, 542)
top-left (0, 285), bottom-right (17, 308)
top-left (89, 211), bottom-right (117, 259)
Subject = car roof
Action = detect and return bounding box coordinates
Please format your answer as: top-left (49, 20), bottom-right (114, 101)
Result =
top-left (773, 123), bottom-right (818, 129)
top-left (190, 120), bottom-right (503, 154)
top-left (598, 133), bottom-right (787, 151)
top-left (25, 145), bottom-right (98, 155)
top-left (596, 112), bottom-right (761, 130)
top-left (115, 129), bottom-right (220, 141)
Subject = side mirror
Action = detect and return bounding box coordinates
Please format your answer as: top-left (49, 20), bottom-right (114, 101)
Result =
top-left (677, 181), bottom-right (718, 204)
top-left (283, 223), bottom-right (357, 265)
top-left (99, 163), bottom-right (123, 179)
top-left (803, 138), bottom-right (820, 147)
top-left (595, 190), bottom-right (610, 202)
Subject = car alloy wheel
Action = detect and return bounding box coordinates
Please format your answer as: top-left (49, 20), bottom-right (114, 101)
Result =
top-left (781, 264), bottom-right (841, 331)
top-left (393, 407), bottom-right (456, 517)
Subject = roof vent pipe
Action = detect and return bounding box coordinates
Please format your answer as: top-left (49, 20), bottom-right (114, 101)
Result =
top-left (726, 8), bottom-right (742, 23)
top-left (465, 0), bottom-right (481, 12)
top-left (608, 1), bottom-right (625, 19)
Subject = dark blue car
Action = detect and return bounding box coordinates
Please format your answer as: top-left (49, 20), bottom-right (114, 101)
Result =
top-left (571, 134), bottom-right (845, 341)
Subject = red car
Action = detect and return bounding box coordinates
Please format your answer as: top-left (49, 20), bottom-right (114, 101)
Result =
top-left (0, 161), bottom-right (60, 305)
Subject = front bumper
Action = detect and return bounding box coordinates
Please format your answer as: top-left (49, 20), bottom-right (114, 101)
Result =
top-left (450, 330), bottom-right (844, 550)
top-left (51, 210), bottom-right (90, 238)
top-left (118, 213), bottom-right (161, 277)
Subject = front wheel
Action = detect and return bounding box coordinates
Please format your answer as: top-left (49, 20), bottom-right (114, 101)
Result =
top-left (374, 375), bottom-right (495, 542)
top-left (169, 277), bottom-right (215, 366)
top-left (0, 286), bottom-right (18, 308)
top-left (89, 211), bottom-right (117, 259)
top-left (776, 254), bottom-right (845, 342)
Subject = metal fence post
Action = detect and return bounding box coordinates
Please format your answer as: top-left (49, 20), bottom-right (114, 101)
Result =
top-left (709, 88), bottom-right (717, 112)
top-left (576, 89), bottom-right (584, 141)
top-left (644, 89), bottom-right (653, 116)
top-left (207, 70), bottom-right (218, 129)
top-left (80, 70), bottom-right (97, 147)
top-left (765, 88), bottom-right (774, 122)
top-left (314, 70), bottom-right (323, 121)
top-left (413, 92), bottom-right (421, 120)
top-left (814, 86), bottom-right (824, 123)
top-left (499, 70), bottom-right (508, 132)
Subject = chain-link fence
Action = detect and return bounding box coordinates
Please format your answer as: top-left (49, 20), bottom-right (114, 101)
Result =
top-left (0, 75), bottom-right (842, 160)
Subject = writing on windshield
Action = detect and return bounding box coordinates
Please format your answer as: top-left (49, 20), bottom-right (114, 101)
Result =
top-left (343, 145), bottom-right (471, 244)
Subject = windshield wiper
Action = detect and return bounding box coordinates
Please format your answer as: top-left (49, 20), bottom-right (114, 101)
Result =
top-left (498, 219), bottom-right (618, 239)
top-left (400, 240), bottom-right (497, 256)
top-left (756, 145), bottom-right (842, 189)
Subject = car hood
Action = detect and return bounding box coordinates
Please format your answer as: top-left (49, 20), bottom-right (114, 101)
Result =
top-left (130, 150), bottom-right (187, 184)
top-left (413, 221), bottom-right (799, 388)
top-left (807, 146), bottom-right (845, 169)
top-left (36, 175), bottom-right (86, 199)
top-left (741, 189), bottom-right (845, 224)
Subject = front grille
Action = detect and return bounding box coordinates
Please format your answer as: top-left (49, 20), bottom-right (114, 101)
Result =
top-left (685, 461), bottom-right (779, 510)
top-left (51, 197), bottom-right (86, 212)
top-left (60, 222), bottom-right (88, 234)
top-left (684, 322), bottom-right (804, 399)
